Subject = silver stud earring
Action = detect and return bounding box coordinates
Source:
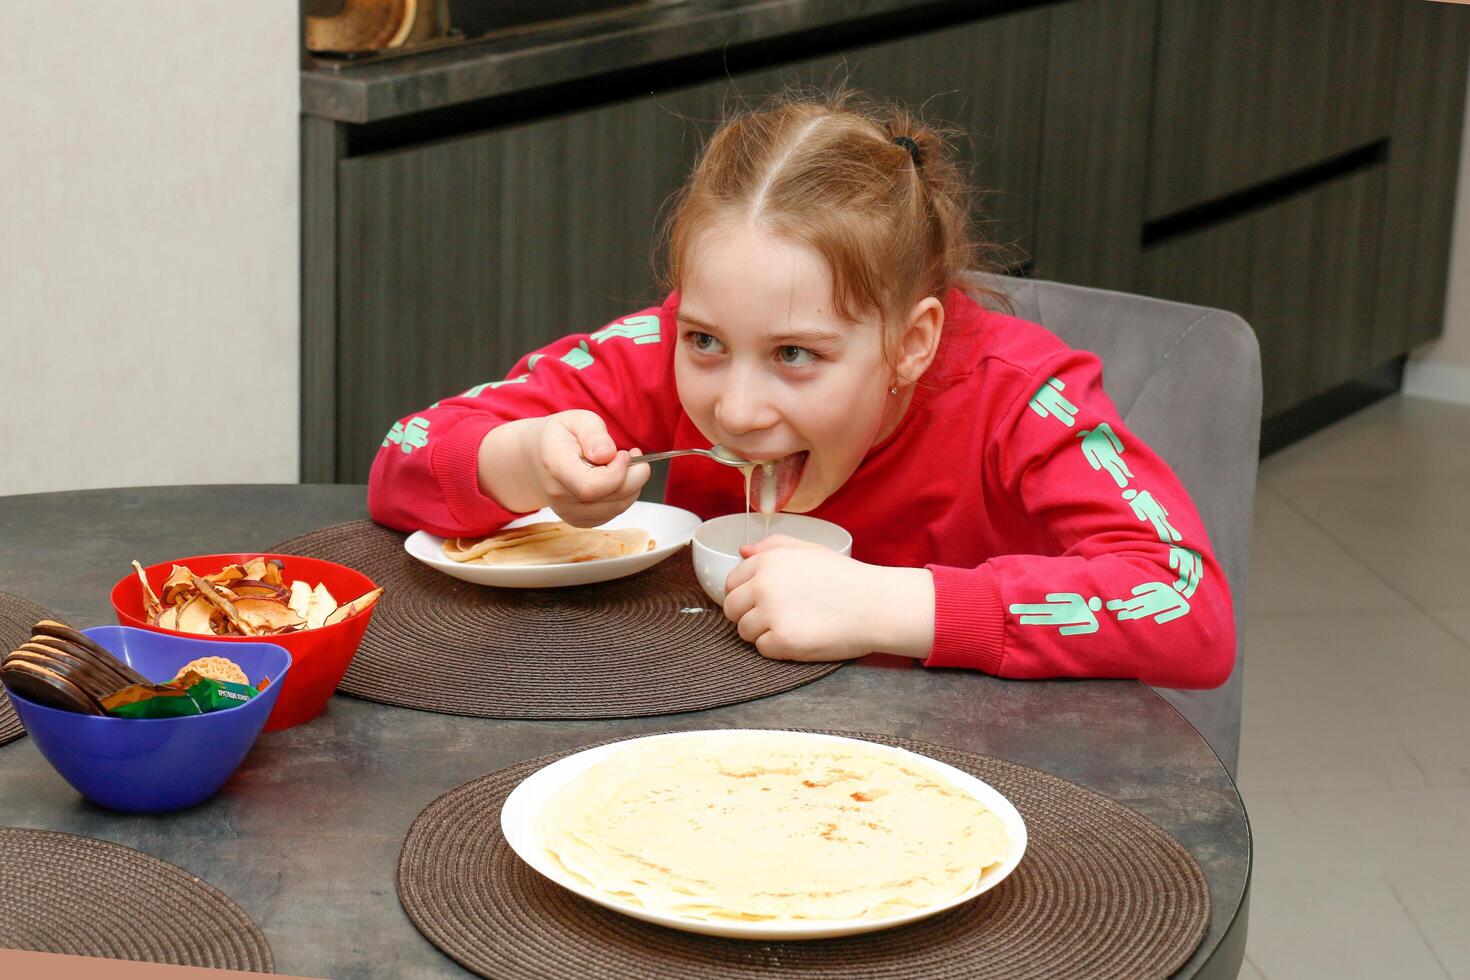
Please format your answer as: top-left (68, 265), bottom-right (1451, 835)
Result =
top-left (889, 384), bottom-right (900, 396)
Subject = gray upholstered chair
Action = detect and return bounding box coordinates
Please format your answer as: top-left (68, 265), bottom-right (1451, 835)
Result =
top-left (979, 273), bottom-right (1262, 775)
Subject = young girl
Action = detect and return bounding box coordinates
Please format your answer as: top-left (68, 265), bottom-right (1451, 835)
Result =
top-left (369, 91), bottom-right (1234, 690)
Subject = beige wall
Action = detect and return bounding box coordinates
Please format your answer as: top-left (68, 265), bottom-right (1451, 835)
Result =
top-left (1405, 45), bottom-right (1470, 404)
top-left (0, 3), bottom-right (299, 496)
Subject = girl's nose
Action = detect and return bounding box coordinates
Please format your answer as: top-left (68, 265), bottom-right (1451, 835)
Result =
top-left (713, 371), bottom-right (779, 436)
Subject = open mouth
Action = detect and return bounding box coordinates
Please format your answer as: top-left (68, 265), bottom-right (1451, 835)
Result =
top-left (745, 451), bottom-right (809, 513)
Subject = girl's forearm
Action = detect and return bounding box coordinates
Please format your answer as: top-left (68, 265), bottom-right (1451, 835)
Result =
top-left (476, 418), bottom-right (545, 513)
top-left (866, 566), bottom-right (936, 659)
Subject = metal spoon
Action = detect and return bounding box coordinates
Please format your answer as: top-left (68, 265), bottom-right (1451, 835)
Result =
top-left (581, 445), bottom-right (749, 468)
top-left (583, 444), bottom-right (803, 511)
top-left (625, 445), bottom-right (752, 467)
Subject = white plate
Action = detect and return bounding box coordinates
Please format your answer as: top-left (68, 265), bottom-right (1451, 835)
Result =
top-left (500, 729), bottom-right (1028, 941)
top-left (404, 501), bottom-right (700, 588)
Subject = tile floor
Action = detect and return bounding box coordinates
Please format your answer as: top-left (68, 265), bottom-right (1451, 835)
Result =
top-left (1238, 394), bottom-right (1470, 980)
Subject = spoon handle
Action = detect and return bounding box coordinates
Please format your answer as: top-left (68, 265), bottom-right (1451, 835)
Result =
top-left (628, 449), bottom-right (706, 465)
top-left (580, 448), bottom-right (742, 467)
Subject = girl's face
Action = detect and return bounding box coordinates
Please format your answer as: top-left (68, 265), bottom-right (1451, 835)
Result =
top-left (674, 221), bottom-right (907, 513)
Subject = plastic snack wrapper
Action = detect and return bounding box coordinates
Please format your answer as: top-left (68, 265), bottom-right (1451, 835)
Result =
top-left (102, 670), bottom-right (261, 719)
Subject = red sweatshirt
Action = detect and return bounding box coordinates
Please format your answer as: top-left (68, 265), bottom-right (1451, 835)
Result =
top-left (369, 288), bottom-right (1235, 689)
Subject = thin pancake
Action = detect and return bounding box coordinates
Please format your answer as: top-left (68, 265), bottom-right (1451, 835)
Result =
top-left (537, 733), bottom-right (1010, 922)
top-left (445, 522), bottom-right (653, 566)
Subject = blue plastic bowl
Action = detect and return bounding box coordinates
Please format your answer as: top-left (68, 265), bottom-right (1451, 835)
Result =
top-left (8, 625), bottom-right (289, 813)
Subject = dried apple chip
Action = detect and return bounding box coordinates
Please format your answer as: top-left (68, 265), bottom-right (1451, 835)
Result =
top-left (131, 561), bottom-right (163, 620)
top-left (322, 587), bottom-right (384, 627)
top-left (160, 565), bottom-right (196, 606)
top-left (232, 597), bottom-right (305, 634)
top-left (230, 580), bottom-right (290, 602)
top-left (190, 575), bottom-right (256, 636)
top-left (305, 583), bottom-right (337, 630)
top-left (175, 595), bottom-right (216, 636)
top-left (288, 580), bottom-right (312, 619)
top-left (204, 563), bottom-right (249, 587)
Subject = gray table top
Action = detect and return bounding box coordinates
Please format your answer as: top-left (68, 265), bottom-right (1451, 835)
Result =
top-left (0, 485), bottom-right (1249, 978)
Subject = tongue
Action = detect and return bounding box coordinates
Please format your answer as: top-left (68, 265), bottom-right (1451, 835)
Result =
top-left (747, 453), bottom-right (807, 514)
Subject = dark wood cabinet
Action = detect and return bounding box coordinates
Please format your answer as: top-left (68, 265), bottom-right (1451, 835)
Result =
top-left (303, 0), bottom-right (1470, 482)
top-left (1140, 165), bottom-right (1388, 416)
top-left (1032, 0), bottom-right (1156, 291)
top-left (1147, 0), bottom-right (1399, 221)
top-left (334, 96), bottom-right (700, 481)
top-left (1376, 0), bottom-right (1470, 356)
top-left (1135, 0), bottom-right (1470, 419)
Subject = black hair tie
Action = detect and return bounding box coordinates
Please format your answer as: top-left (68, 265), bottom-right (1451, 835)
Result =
top-left (892, 135), bottom-right (922, 167)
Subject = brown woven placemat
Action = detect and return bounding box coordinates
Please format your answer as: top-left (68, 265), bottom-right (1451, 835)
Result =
top-left (397, 730), bottom-right (1211, 979)
top-left (0, 591), bottom-right (61, 747)
top-left (0, 826), bottom-right (273, 972)
top-left (269, 521), bottom-right (841, 719)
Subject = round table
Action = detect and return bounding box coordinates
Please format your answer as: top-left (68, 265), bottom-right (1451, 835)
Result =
top-left (0, 486), bottom-right (1250, 978)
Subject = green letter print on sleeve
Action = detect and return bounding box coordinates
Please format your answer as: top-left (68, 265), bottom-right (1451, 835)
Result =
top-left (1122, 488), bottom-right (1182, 543)
top-left (443, 317), bottom-right (650, 410)
top-left (1168, 546), bottom-right (1203, 598)
top-left (1009, 369), bottom-right (1202, 638)
top-left (1106, 581), bottom-right (1190, 624)
top-left (462, 376), bottom-right (529, 399)
top-left (383, 416), bottom-right (430, 454)
top-left (457, 354), bottom-right (543, 401)
top-left (561, 341), bottom-right (594, 371)
top-left (1077, 422), bottom-right (1132, 489)
top-left (1027, 377), bottom-right (1078, 427)
top-left (1008, 593), bottom-right (1105, 636)
top-left (591, 314), bottom-right (661, 345)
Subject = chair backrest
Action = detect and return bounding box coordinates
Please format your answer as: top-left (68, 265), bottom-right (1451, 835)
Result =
top-left (978, 273), bottom-right (1262, 775)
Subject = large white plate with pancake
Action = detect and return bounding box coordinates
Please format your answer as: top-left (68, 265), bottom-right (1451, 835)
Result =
top-left (501, 729), bottom-right (1028, 940)
top-left (405, 501), bottom-right (700, 588)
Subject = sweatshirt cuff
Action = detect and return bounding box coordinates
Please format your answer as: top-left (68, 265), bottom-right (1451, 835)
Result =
top-left (922, 563), bottom-right (1006, 674)
top-left (429, 415), bottom-right (524, 533)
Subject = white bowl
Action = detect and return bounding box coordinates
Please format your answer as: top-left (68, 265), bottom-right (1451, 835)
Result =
top-left (500, 729), bottom-right (1027, 941)
top-left (691, 513), bottom-right (853, 605)
top-left (404, 501), bottom-right (700, 588)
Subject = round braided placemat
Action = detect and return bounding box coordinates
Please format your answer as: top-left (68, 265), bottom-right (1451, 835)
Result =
top-left (269, 521), bottom-right (841, 719)
top-left (397, 730), bottom-right (1211, 979)
top-left (0, 827), bottom-right (274, 972)
top-left (0, 592), bottom-right (61, 746)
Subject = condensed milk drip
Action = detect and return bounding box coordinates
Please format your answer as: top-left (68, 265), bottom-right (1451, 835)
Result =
top-left (740, 461), bottom-right (778, 546)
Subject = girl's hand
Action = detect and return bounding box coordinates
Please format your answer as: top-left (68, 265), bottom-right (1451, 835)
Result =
top-left (528, 410), bottom-right (649, 527)
top-left (721, 536), bottom-right (936, 662)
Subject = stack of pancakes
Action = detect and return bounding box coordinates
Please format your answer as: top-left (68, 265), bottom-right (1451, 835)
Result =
top-left (1, 621), bottom-right (149, 715)
top-left (443, 521), bottom-right (653, 566)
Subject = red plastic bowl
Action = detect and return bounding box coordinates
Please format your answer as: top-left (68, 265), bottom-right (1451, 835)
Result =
top-left (111, 553), bottom-right (379, 731)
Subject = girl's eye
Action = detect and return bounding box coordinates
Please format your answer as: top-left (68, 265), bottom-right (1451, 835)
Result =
top-left (686, 331), bottom-right (725, 355)
top-left (777, 345), bottom-right (817, 367)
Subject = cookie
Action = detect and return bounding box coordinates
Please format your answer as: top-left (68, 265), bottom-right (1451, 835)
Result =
top-left (24, 635), bottom-right (136, 691)
top-left (32, 620), bottom-right (149, 685)
top-left (173, 656), bottom-right (248, 686)
top-left (0, 659), bottom-right (105, 715)
top-left (8, 645), bottom-right (124, 702)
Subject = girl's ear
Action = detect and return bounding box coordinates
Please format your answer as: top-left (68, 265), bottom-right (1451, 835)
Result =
top-left (893, 296), bottom-right (945, 386)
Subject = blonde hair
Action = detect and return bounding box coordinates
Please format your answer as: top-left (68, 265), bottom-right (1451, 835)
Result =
top-left (657, 86), bottom-right (1016, 360)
